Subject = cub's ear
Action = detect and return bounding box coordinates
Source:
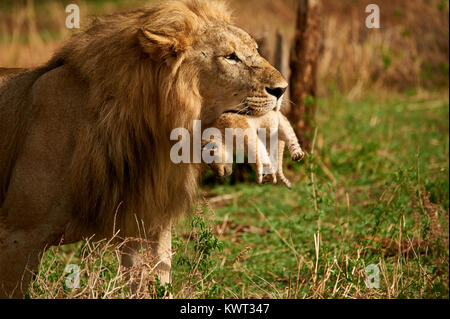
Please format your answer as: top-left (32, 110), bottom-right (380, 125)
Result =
top-left (138, 28), bottom-right (180, 60)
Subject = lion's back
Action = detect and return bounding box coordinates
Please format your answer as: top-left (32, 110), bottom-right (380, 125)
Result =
top-left (0, 68), bottom-right (26, 86)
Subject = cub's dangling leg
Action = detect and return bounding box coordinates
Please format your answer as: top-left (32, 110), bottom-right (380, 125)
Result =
top-left (276, 140), bottom-right (292, 189)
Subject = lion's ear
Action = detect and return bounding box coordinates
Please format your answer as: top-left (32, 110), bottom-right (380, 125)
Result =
top-left (138, 28), bottom-right (179, 60)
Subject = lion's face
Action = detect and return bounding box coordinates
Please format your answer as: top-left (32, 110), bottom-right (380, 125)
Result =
top-left (189, 23), bottom-right (288, 125)
top-left (137, 1), bottom-right (287, 126)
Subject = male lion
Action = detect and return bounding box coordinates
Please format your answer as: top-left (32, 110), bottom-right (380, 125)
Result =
top-left (0, 0), bottom-right (288, 298)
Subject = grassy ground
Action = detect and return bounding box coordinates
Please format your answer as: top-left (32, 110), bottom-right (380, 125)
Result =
top-left (28, 90), bottom-right (449, 299)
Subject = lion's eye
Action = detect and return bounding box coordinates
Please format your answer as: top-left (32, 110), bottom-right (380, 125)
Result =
top-left (224, 53), bottom-right (240, 62)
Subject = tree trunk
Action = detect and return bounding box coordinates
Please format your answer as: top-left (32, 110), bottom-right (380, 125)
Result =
top-left (274, 30), bottom-right (287, 78)
top-left (289, 0), bottom-right (321, 152)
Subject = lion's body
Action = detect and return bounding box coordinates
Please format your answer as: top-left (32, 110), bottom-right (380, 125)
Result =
top-left (0, 68), bottom-right (25, 85)
top-left (0, 0), bottom-right (288, 298)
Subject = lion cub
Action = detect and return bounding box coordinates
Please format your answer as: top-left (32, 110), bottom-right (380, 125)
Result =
top-left (202, 111), bottom-right (305, 189)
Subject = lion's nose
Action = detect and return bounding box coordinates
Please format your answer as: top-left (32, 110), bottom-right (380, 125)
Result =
top-left (265, 86), bottom-right (287, 99)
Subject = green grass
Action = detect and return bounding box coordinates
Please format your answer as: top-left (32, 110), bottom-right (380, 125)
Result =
top-left (30, 91), bottom-right (449, 299)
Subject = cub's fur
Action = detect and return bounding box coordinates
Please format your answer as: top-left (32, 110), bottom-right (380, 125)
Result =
top-left (203, 111), bottom-right (305, 189)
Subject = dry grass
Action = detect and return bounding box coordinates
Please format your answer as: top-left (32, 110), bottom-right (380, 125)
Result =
top-left (27, 236), bottom-right (167, 299)
top-left (318, 0), bottom-right (449, 97)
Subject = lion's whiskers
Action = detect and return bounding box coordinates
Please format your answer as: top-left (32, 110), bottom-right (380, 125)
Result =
top-left (237, 105), bottom-right (251, 115)
top-left (284, 98), bottom-right (296, 106)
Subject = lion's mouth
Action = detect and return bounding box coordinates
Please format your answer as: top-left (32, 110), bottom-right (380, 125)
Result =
top-left (225, 106), bottom-right (272, 116)
top-left (226, 98), bottom-right (276, 116)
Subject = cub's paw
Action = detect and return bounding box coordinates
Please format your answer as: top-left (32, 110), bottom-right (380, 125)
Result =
top-left (209, 163), bottom-right (232, 178)
top-left (291, 148), bottom-right (306, 162)
top-left (262, 173), bottom-right (277, 185)
top-left (222, 163), bottom-right (233, 177)
top-left (261, 164), bottom-right (277, 184)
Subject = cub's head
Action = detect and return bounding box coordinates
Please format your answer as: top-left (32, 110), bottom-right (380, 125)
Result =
top-left (138, 0), bottom-right (287, 126)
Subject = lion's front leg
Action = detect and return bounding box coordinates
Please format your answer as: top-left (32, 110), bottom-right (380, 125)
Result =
top-left (0, 227), bottom-right (49, 298)
top-left (120, 220), bottom-right (172, 296)
top-left (154, 221), bottom-right (172, 286)
top-left (0, 199), bottom-right (65, 298)
top-left (0, 129), bottom-right (72, 298)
